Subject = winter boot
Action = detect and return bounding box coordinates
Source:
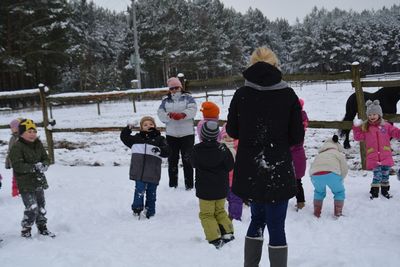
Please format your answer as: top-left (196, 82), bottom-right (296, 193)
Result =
top-left (244, 236), bottom-right (263, 267)
top-left (334, 200), bottom-right (344, 217)
top-left (313, 200), bottom-right (323, 218)
top-left (268, 245), bottom-right (288, 267)
top-left (381, 185), bottom-right (392, 199)
top-left (370, 186), bottom-right (379, 199)
top-left (38, 224), bottom-right (51, 236)
top-left (132, 208), bottom-right (143, 216)
top-left (222, 233), bottom-right (235, 244)
top-left (209, 238), bottom-right (224, 249)
top-left (21, 227), bottom-right (32, 238)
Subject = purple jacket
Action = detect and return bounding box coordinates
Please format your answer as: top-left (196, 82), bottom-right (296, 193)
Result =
top-left (353, 120), bottom-right (400, 170)
top-left (290, 142), bottom-right (306, 179)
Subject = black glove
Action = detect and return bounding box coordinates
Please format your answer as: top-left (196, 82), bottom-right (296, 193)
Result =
top-left (151, 147), bottom-right (161, 155)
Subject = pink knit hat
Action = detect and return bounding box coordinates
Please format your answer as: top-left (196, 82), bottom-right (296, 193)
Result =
top-left (167, 77), bottom-right (182, 88)
top-left (299, 98), bottom-right (304, 108)
top-left (10, 118), bottom-right (21, 129)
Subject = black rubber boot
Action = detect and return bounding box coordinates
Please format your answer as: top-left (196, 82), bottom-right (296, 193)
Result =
top-left (370, 186), bottom-right (379, 199)
top-left (381, 185), bottom-right (392, 199)
top-left (21, 227), bottom-right (32, 238)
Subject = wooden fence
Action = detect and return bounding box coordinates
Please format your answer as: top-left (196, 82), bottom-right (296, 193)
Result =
top-left (1, 67), bottom-right (400, 166)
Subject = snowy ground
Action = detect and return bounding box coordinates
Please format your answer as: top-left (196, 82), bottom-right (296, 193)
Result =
top-left (1, 81), bottom-right (400, 266)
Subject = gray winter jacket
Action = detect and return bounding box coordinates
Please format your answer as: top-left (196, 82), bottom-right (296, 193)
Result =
top-left (6, 133), bottom-right (19, 169)
top-left (157, 92), bottom-right (197, 137)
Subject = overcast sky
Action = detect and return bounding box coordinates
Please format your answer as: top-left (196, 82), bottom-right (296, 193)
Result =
top-left (92, 0), bottom-right (398, 24)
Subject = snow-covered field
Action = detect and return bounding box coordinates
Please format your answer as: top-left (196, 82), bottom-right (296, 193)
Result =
top-left (1, 81), bottom-right (400, 267)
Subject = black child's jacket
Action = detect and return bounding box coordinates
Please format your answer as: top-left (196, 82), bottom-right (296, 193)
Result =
top-left (190, 141), bottom-right (234, 200)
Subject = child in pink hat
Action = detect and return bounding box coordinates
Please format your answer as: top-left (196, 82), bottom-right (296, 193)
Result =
top-left (6, 118), bottom-right (22, 197)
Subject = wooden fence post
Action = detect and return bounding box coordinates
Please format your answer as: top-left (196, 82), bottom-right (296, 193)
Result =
top-left (97, 101), bottom-right (101, 115)
top-left (352, 62), bottom-right (367, 169)
top-left (132, 96), bottom-right (137, 113)
top-left (38, 84), bottom-right (54, 164)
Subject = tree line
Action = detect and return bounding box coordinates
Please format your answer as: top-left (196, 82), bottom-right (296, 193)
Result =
top-left (0, 0), bottom-right (399, 92)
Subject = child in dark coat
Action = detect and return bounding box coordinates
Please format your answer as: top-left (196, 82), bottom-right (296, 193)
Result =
top-left (120, 116), bottom-right (169, 219)
top-left (191, 121), bottom-right (235, 249)
top-left (290, 98), bottom-right (309, 210)
top-left (9, 119), bottom-right (53, 238)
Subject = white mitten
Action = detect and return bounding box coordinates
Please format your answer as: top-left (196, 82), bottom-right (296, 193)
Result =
top-left (353, 118), bottom-right (363, 127)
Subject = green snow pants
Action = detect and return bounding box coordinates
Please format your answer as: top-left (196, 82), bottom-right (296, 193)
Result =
top-left (199, 198), bottom-right (233, 242)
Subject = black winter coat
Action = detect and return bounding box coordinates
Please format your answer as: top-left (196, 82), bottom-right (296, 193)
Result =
top-left (120, 127), bottom-right (169, 184)
top-left (191, 141), bottom-right (234, 200)
top-left (226, 62), bottom-right (305, 203)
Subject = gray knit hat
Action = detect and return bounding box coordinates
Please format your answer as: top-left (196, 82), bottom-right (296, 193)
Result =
top-left (201, 121), bottom-right (219, 141)
top-left (366, 100), bottom-right (383, 117)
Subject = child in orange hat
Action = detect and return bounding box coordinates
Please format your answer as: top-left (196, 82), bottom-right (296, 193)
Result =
top-left (197, 101), bottom-right (221, 142)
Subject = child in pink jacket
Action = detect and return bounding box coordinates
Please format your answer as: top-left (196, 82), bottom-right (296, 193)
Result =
top-left (353, 100), bottom-right (400, 199)
top-left (290, 98), bottom-right (308, 210)
top-left (220, 124), bottom-right (242, 220)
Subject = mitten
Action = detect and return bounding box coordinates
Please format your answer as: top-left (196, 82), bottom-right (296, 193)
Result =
top-left (176, 113), bottom-right (186, 120)
top-left (168, 112), bottom-right (178, 119)
top-left (151, 147), bottom-right (161, 155)
top-left (353, 118), bottom-right (363, 127)
top-left (34, 162), bottom-right (48, 173)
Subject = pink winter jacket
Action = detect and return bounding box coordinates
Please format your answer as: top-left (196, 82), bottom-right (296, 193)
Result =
top-left (353, 121), bottom-right (400, 170)
top-left (220, 124), bottom-right (239, 187)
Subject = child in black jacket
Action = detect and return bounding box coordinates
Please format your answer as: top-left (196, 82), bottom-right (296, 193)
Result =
top-left (190, 121), bottom-right (234, 249)
top-left (120, 116), bottom-right (169, 219)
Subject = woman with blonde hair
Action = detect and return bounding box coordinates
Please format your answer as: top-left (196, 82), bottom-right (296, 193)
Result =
top-left (226, 47), bottom-right (304, 267)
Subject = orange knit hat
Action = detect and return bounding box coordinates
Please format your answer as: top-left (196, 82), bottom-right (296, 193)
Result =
top-left (200, 101), bottom-right (220, 119)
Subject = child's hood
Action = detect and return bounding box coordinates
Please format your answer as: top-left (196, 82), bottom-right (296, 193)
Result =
top-left (319, 139), bottom-right (345, 154)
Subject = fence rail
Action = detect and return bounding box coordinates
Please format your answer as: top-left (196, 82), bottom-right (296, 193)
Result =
top-left (1, 69), bottom-right (400, 166)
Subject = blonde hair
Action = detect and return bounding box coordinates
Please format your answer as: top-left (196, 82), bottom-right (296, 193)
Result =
top-left (249, 47), bottom-right (279, 67)
top-left (362, 117), bottom-right (383, 132)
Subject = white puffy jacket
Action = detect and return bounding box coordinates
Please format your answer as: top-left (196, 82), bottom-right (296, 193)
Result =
top-left (157, 92), bottom-right (197, 137)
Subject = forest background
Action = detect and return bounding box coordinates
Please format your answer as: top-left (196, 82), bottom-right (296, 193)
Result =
top-left (0, 0), bottom-right (399, 92)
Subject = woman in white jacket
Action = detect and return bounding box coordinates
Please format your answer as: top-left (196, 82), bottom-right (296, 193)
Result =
top-left (157, 77), bottom-right (197, 189)
top-left (309, 135), bottom-right (348, 218)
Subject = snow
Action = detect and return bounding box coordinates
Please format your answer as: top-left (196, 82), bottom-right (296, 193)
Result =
top-left (1, 81), bottom-right (400, 266)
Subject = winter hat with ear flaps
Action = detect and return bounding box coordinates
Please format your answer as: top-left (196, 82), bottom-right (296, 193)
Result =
top-left (366, 100), bottom-right (383, 117)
